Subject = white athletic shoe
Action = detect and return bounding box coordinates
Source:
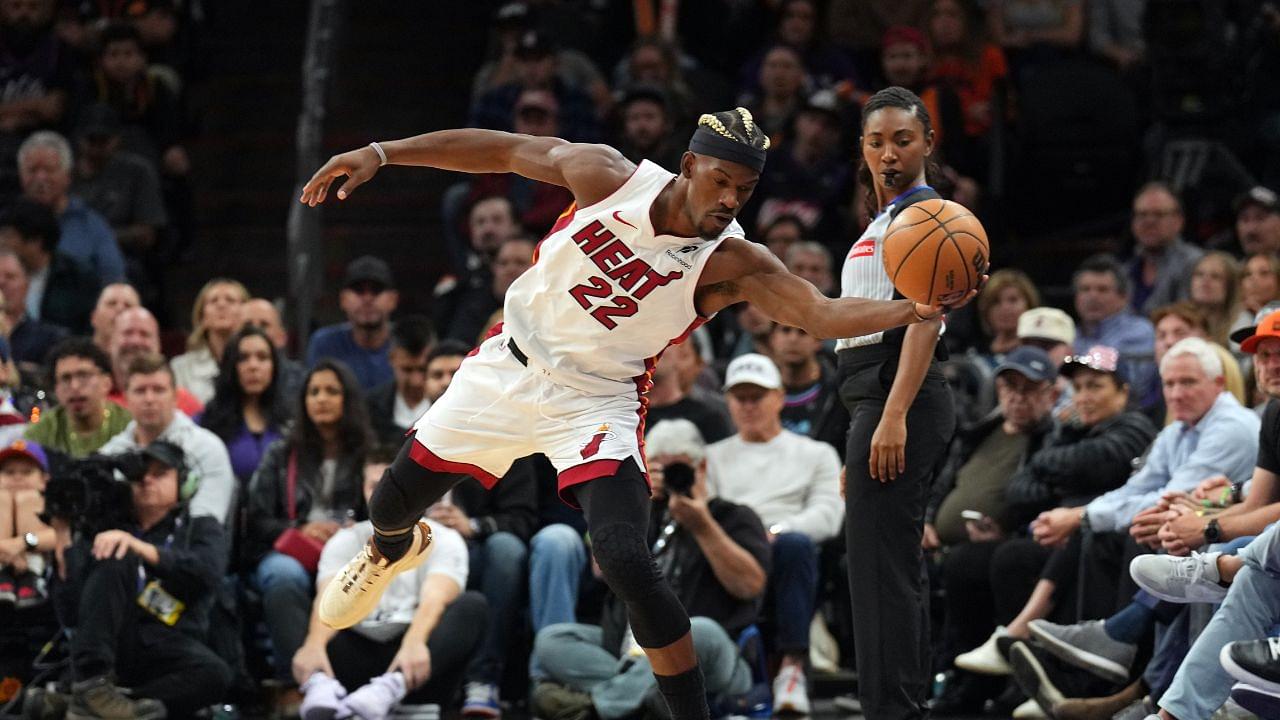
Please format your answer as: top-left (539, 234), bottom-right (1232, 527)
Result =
top-left (771, 664), bottom-right (811, 715)
top-left (319, 521), bottom-right (433, 629)
top-left (1011, 697), bottom-right (1048, 718)
top-left (955, 626), bottom-right (1012, 675)
top-left (1129, 551), bottom-right (1228, 604)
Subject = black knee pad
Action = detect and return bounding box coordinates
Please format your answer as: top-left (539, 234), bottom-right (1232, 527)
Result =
top-left (590, 521), bottom-right (690, 648)
top-left (368, 439), bottom-right (461, 531)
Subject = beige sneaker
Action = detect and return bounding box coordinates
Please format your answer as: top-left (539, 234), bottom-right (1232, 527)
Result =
top-left (319, 521), bottom-right (433, 628)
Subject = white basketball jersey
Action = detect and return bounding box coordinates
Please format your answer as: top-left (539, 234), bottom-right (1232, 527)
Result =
top-left (502, 160), bottom-right (742, 394)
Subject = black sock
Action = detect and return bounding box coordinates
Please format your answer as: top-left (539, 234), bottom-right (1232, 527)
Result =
top-left (373, 526), bottom-right (413, 563)
top-left (654, 666), bottom-right (709, 720)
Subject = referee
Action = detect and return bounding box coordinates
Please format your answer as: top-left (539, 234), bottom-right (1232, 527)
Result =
top-left (838, 87), bottom-right (959, 719)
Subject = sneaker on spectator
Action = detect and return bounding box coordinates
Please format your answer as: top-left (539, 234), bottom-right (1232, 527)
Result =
top-left (1231, 682), bottom-right (1280, 719)
top-left (1028, 619), bottom-right (1135, 685)
top-left (771, 663), bottom-right (810, 715)
top-left (955, 626), bottom-right (1012, 675)
top-left (1010, 697), bottom-right (1048, 718)
top-left (1009, 642), bottom-right (1063, 717)
top-left (462, 681), bottom-right (502, 719)
top-left (67, 675), bottom-right (166, 720)
top-left (0, 568), bottom-right (15, 608)
top-left (1129, 552), bottom-right (1228, 604)
top-left (345, 671), bottom-right (406, 720)
top-left (1220, 638), bottom-right (1280, 693)
top-left (319, 521), bottom-right (433, 629)
top-left (15, 571), bottom-right (47, 609)
top-left (531, 681), bottom-right (593, 720)
top-left (300, 672), bottom-right (347, 720)
top-left (1050, 679), bottom-right (1144, 720)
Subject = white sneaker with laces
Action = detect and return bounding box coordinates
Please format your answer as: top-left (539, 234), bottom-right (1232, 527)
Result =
top-left (955, 626), bottom-right (1012, 675)
top-left (344, 671), bottom-right (406, 720)
top-left (1129, 551), bottom-right (1228, 604)
top-left (319, 521), bottom-right (433, 629)
top-left (771, 664), bottom-right (811, 715)
top-left (462, 681), bottom-right (502, 718)
top-left (300, 672), bottom-right (348, 720)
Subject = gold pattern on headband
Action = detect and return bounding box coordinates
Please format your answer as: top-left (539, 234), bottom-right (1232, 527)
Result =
top-left (697, 113), bottom-right (735, 141)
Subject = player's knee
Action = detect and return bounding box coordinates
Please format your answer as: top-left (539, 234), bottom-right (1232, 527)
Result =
top-left (590, 522), bottom-right (661, 601)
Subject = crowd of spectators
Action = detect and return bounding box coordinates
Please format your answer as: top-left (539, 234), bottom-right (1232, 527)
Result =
top-left (3, 1), bottom-right (1280, 719)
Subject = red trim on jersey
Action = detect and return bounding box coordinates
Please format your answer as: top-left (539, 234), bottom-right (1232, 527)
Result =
top-left (535, 203), bottom-right (579, 263)
top-left (557, 459), bottom-right (623, 506)
top-left (467, 322), bottom-right (505, 357)
top-left (408, 438), bottom-right (501, 488)
top-left (849, 238), bottom-right (875, 259)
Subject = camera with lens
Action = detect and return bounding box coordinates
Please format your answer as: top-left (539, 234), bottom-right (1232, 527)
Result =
top-left (40, 452), bottom-right (147, 537)
top-left (663, 461), bottom-right (696, 497)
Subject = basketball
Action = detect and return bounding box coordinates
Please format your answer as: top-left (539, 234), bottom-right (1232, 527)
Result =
top-left (882, 199), bottom-right (990, 306)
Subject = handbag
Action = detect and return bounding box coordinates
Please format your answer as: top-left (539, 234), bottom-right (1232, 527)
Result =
top-left (271, 451), bottom-right (324, 572)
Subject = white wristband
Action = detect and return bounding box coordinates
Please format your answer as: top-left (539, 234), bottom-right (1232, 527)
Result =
top-left (369, 141), bottom-right (388, 166)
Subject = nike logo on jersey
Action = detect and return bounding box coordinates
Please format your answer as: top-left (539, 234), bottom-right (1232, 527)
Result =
top-left (612, 210), bottom-right (637, 229)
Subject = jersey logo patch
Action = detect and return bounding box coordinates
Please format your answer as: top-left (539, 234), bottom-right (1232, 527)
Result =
top-left (849, 238), bottom-right (875, 259)
top-left (579, 423), bottom-right (615, 459)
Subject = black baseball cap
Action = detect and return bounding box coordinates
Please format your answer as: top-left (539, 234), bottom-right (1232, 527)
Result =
top-left (342, 255), bottom-right (394, 290)
top-left (1235, 186), bottom-right (1280, 215)
top-left (993, 346), bottom-right (1055, 383)
top-left (142, 440), bottom-right (186, 474)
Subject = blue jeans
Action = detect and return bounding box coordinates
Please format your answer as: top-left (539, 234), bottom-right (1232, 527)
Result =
top-left (252, 551), bottom-right (314, 681)
top-left (529, 524), bottom-right (586, 631)
top-left (769, 532), bottom-right (818, 656)
top-left (468, 531), bottom-right (529, 685)
top-left (534, 617), bottom-right (753, 720)
top-left (1160, 524), bottom-right (1280, 719)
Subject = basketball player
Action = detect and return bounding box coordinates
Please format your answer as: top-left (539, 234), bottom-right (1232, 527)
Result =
top-left (299, 108), bottom-right (974, 720)
top-left (839, 87), bottom-right (961, 718)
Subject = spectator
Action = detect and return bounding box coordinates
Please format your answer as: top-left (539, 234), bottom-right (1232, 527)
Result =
top-left (611, 36), bottom-right (703, 130)
top-left (87, 21), bottom-right (185, 173)
top-left (447, 237), bottom-right (533, 345)
top-left (927, 0), bottom-right (1009, 140)
top-left (53, 440), bottom-right (230, 719)
top-left (1087, 0), bottom-right (1146, 72)
top-left (0, 248), bottom-right (66, 369)
top-left (1073, 254), bottom-right (1157, 409)
top-left (766, 323), bottom-right (847, 451)
top-left (1151, 302), bottom-right (1248, 419)
top-left (0, 439), bottom-right (54, 609)
top-left (199, 325), bottom-right (292, 484)
top-left (88, 281), bottom-right (138, 354)
top-left (1126, 182), bottom-right (1203, 315)
top-left (760, 214), bottom-right (805, 261)
top-left (242, 297), bottom-right (306, 399)
top-left (294, 445), bottom-right (487, 718)
top-left (1189, 251), bottom-right (1242, 347)
top-left (612, 85), bottom-right (682, 172)
top-left (0, 197), bottom-right (98, 333)
top-left (367, 317), bottom-right (439, 445)
top-left (71, 103), bottom-right (168, 258)
top-left (987, 0), bottom-right (1085, 53)
top-left (245, 359), bottom-right (373, 684)
top-left (741, 43), bottom-right (811, 140)
top-left (1235, 186), bottom-right (1280, 258)
top-left (662, 333), bottom-right (732, 427)
top-left (976, 269), bottom-right (1040, 368)
top-left (740, 0), bottom-right (857, 95)
top-left (171, 277), bottom-right (249, 404)
top-left (18, 130), bottom-right (125, 284)
top-left (530, 419), bottom-right (765, 720)
top-left (459, 194), bottom-right (521, 283)
top-left (783, 241), bottom-right (834, 297)
top-left (1235, 253), bottom-right (1280, 339)
top-left (107, 306), bottom-right (203, 417)
top-left (1017, 306), bottom-right (1076, 367)
top-left (706, 353), bottom-right (843, 714)
top-left (469, 29), bottom-right (600, 143)
top-left (0, 0), bottom-right (72, 137)
top-left (25, 337), bottom-right (130, 457)
top-left (646, 344), bottom-right (732, 444)
top-left (100, 352), bottom-right (235, 526)
top-left (306, 256), bottom-right (398, 391)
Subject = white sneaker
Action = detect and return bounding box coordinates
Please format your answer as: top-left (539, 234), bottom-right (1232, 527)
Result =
top-left (344, 671), bottom-right (406, 720)
top-left (1129, 552), bottom-right (1228, 604)
top-left (771, 664), bottom-right (811, 715)
top-left (300, 672), bottom-right (348, 720)
top-left (955, 626), bottom-right (1012, 675)
top-left (1011, 697), bottom-right (1048, 718)
top-left (320, 521), bottom-right (433, 628)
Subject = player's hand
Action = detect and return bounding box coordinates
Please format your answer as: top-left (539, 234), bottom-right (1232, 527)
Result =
top-left (389, 642), bottom-right (432, 688)
top-left (870, 414), bottom-right (907, 482)
top-left (299, 145), bottom-right (384, 206)
top-left (292, 641), bottom-right (335, 686)
top-left (916, 274), bottom-right (989, 319)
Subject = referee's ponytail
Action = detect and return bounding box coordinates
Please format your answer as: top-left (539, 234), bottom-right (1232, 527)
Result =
top-left (855, 86), bottom-right (944, 216)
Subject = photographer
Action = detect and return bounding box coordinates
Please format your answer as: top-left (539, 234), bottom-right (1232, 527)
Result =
top-left (530, 419), bottom-right (766, 720)
top-left (53, 441), bottom-right (230, 718)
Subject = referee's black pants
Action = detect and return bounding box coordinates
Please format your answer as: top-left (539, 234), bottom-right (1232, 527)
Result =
top-left (840, 354), bottom-right (954, 720)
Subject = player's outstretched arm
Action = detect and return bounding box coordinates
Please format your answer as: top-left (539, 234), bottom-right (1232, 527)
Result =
top-left (299, 129), bottom-right (634, 208)
top-left (699, 239), bottom-right (976, 340)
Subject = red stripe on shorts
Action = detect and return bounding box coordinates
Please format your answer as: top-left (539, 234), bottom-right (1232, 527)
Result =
top-left (408, 438), bottom-right (501, 489)
top-left (557, 459), bottom-right (623, 508)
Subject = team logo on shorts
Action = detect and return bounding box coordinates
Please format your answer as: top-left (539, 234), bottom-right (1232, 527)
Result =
top-left (579, 422), bottom-right (616, 459)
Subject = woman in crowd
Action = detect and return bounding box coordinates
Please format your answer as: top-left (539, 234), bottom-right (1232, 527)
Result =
top-left (1188, 252), bottom-right (1242, 348)
top-left (1234, 252), bottom-right (1280, 339)
top-left (975, 269), bottom-right (1039, 368)
top-left (200, 325), bottom-right (293, 484)
top-left (246, 360), bottom-right (373, 684)
top-left (171, 277), bottom-right (249, 404)
top-left (1149, 302), bottom-right (1246, 421)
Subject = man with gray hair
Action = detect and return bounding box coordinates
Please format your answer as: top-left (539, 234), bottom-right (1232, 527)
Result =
top-left (18, 130), bottom-right (124, 284)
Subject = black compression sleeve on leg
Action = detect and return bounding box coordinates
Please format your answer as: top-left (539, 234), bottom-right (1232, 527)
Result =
top-left (369, 436), bottom-right (465, 561)
top-left (655, 666), bottom-right (710, 720)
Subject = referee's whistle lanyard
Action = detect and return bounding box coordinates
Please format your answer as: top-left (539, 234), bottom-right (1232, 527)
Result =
top-left (135, 515), bottom-right (182, 593)
top-left (877, 184), bottom-right (934, 218)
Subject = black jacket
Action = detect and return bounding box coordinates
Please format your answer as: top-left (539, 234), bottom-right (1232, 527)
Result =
top-left (1003, 410), bottom-right (1158, 529)
top-left (245, 439), bottom-right (368, 564)
top-left (40, 252), bottom-right (100, 334)
top-left (926, 409), bottom-right (1055, 524)
top-left (449, 458), bottom-right (538, 544)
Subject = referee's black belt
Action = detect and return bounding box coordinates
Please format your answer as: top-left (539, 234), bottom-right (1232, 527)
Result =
top-left (508, 337), bottom-right (529, 367)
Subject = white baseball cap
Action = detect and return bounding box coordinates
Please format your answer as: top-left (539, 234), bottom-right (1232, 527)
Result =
top-left (1017, 307), bottom-right (1076, 346)
top-left (724, 353), bottom-right (783, 391)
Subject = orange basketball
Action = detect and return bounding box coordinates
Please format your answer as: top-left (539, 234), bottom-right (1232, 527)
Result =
top-left (882, 198), bottom-right (990, 306)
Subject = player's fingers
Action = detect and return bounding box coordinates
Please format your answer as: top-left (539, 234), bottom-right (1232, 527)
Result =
top-left (336, 173), bottom-right (367, 201)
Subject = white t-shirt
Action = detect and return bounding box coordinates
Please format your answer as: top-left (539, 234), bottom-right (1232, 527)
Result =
top-left (394, 394), bottom-right (431, 431)
top-left (705, 429), bottom-right (844, 543)
top-left (317, 519), bottom-right (469, 643)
